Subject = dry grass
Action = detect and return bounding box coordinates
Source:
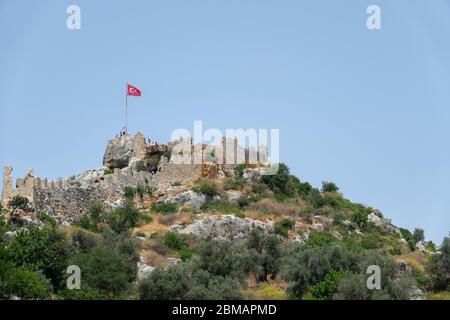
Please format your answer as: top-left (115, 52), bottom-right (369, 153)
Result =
top-left (248, 198), bottom-right (306, 218)
top-left (243, 279), bottom-right (289, 300)
top-left (244, 210), bottom-right (278, 222)
top-left (134, 211), bottom-right (196, 236)
top-left (396, 251), bottom-right (428, 272)
top-left (141, 249), bottom-right (167, 268)
top-left (426, 291), bottom-right (450, 300)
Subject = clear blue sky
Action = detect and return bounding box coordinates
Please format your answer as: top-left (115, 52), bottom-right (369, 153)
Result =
top-left (0, 1), bottom-right (449, 243)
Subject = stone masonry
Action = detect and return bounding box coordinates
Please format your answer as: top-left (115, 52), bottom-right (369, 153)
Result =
top-left (1, 132), bottom-right (269, 223)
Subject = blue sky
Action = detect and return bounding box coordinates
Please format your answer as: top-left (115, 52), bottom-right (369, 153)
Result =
top-left (0, 0), bottom-right (449, 243)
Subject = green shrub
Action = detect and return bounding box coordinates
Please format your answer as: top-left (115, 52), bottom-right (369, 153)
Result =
top-left (103, 168), bottom-right (113, 175)
top-left (200, 200), bottom-right (243, 216)
top-left (274, 219), bottom-right (294, 238)
top-left (152, 203), bottom-right (178, 214)
top-left (135, 156), bottom-right (161, 173)
top-left (246, 229), bottom-right (282, 282)
top-left (179, 247), bottom-right (194, 261)
top-left (399, 228), bottom-right (416, 251)
top-left (123, 186), bottom-right (136, 199)
top-left (194, 180), bottom-right (219, 197)
top-left (71, 229), bottom-right (98, 252)
top-left (234, 164), bottom-right (246, 179)
top-left (360, 233), bottom-right (382, 250)
top-left (282, 244), bottom-right (360, 297)
top-left (9, 226), bottom-right (73, 290)
top-left (7, 195), bottom-right (30, 215)
top-left (7, 268), bottom-right (52, 299)
top-left (73, 201), bottom-right (106, 232)
top-left (427, 236), bottom-right (450, 291)
top-left (37, 212), bottom-right (57, 228)
top-left (261, 163), bottom-right (296, 196)
top-left (251, 182), bottom-right (268, 194)
top-left (413, 228), bottom-right (425, 243)
top-left (138, 262), bottom-right (243, 300)
top-left (321, 181), bottom-right (339, 193)
top-left (224, 178), bottom-right (245, 190)
top-left (70, 245), bottom-right (136, 296)
top-left (164, 232), bottom-right (186, 251)
top-left (306, 231), bottom-right (336, 247)
top-left (350, 210), bottom-right (369, 231)
top-left (107, 200), bottom-right (150, 233)
top-left (306, 271), bottom-right (344, 300)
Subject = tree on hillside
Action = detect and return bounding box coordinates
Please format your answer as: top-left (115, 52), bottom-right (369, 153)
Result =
top-left (428, 235), bottom-right (450, 291)
top-left (321, 181), bottom-right (339, 193)
top-left (7, 196), bottom-right (30, 215)
top-left (261, 163), bottom-right (296, 196)
top-left (413, 228), bottom-right (425, 243)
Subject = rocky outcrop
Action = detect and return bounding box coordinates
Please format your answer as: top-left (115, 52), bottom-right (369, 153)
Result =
top-left (170, 215), bottom-right (273, 240)
top-left (103, 135), bottom-right (136, 169)
top-left (225, 191), bottom-right (242, 203)
top-left (137, 257), bottom-right (155, 281)
top-left (161, 190), bottom-right (206, 210)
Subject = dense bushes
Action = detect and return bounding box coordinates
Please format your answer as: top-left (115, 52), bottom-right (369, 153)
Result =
top-left (75, 200), bottom-right (151, 233)
top-left (428, 236), bottom-right (450, 291)
top-left (139, 231), bottom-right (282, 300)
top-left (261, 163), bottom-right (296, 196)
top-left (193, 180), bottom-right (219, 197)
top-left (274, 218), bottom-right (294, 238)
top-left (282, 241), bottom-right (420, 300)
top-left (9, 227), bottom-right (73, 290)
top-left (152, 202), bottom-right (177, 214)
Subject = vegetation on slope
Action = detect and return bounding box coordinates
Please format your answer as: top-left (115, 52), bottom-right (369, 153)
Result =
top-left (0, 163), bottom-right (449, 300)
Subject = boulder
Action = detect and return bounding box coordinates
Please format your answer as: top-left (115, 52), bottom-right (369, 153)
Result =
top-left (242, 168), bottom-right (265, 182)
top-left (137, 257), bottom-right (155, 281)
top-left (397, 260), bottom-right (411, 273)
top-left (170, 215), bottom-right (273, 240)
top-left (368, 213), bottom-right (384, 227)
top-left (165, 257), bottom-right (182, 267)
top-left (162, 190), bottom-right (206, 210)
top-left (103, 133), bottom-right (147, 169)
top-left (408, 286), bottom-right (424, 300)
top-left (225, 191), bottom-right (242, 203)
top-left (2, 231), bottom-right (17, 245)
top-left (311, 223), bottom-right (324, 231)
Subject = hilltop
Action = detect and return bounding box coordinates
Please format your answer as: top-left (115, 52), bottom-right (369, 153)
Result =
top-left (0, 132), bottom-right (449, 300)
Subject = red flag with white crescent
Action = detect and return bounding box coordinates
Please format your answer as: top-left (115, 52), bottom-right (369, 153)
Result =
top-left (127, 84), bottom-right (141, 96)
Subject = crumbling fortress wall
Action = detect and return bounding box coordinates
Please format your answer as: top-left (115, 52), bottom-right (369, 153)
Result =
top-left (1, 132), bottom-right (269, 223)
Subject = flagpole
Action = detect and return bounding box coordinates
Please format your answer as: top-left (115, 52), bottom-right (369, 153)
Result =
top-left (125, 83), bottom-right (128, 134)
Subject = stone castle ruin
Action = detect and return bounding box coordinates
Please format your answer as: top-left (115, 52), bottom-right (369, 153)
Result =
top-left (1, 132), bottom-right (270, 223)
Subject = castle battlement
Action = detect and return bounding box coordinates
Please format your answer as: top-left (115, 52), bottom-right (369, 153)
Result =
top-left (1, 132), bottom-right (269, 222)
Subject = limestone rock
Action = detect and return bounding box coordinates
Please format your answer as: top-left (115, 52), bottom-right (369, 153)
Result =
top-left (368, 213), bottom-right (384, 227)
top-left (165, 257), bottom-right (182, 267)
top-left (162, 190), bottom-right (206, 210)
top-left (242, 168), bottom-right (265, 182)
top-left (2, 231), bottom-right (17, 245)
top-left (170, 215), bottom-right (273, 240)
top-left (397, 260), bottom-right (411, 273)
top-left (312, 223), bottom-right (324, 231)
top-left (137, 257), bottom-right (155, 281)
top-left (225, 191), bottom-right (242, 203)
top-left (103, 134), bottom-right (145, 169)
top-left (408, 286), bottom-right (424, 300)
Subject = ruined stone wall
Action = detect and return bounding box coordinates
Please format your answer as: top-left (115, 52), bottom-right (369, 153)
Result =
top-left (1, 132), bottom-right (268, 223)
top-left (1, 166), bottom-right (35, 206)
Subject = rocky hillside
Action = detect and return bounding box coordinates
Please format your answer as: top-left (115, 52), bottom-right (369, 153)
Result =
top-left (1, 133), bottom-right (449, 300)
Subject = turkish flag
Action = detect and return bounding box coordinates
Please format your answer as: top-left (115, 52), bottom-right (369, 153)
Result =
top-left (127, 84), bottom-right (141, 96)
